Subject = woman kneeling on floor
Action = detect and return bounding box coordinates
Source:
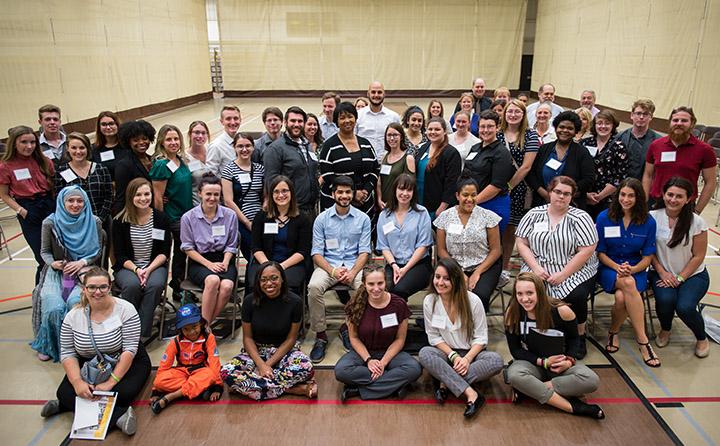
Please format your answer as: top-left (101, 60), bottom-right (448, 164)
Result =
top-left (221, 261), bottom-right (316, 400)
top-left (335, 264), bottom-right (422, 402)
top-left (418, 258), bottom-right (504, 419)
top-left (504, 272), bottom-right (603, 419)
top-left (150, 303), bottom-right (223, 414)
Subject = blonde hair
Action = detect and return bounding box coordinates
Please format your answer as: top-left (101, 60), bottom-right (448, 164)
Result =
top-left (77, 267), bottom-right (112, 308)
top-left (153, 124), bottom-right (188, 163)
top-left (499, 99), bottom-right (530, 150)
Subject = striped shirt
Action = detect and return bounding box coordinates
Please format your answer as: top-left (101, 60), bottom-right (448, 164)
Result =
top-left (516, 205), bottom-right (598, 299)
top-left (129, 215), bottom-right (154, 268)
top-left (60, 298), bottom-right (140, 362)
top-left (220, 161), bottom-right (264, 222)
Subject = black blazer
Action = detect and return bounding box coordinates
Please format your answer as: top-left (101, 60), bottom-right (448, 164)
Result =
top-left (526, 141), bottom-right (595, 210)
top-left (416, 143), bottom-right (463, 213)
top-left (112, 209), bottom-right (172, 273)
top-left (250, 212), bottom-right (312, 263)
top-left (113, 152), bottom-right (152, 215)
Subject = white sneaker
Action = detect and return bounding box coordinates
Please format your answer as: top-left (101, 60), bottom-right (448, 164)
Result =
top-left (498, 271), bottom-right (510, 288)
top-left (116, 406), bottom-right (137, 436)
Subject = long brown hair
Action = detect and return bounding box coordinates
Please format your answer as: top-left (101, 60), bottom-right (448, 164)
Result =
top-left (2, 126), bottom-right (54, 187)
top-left (116, 177), bottom-right (152, 224)
top-left (504, 272), bottom-right (556, 334)
top-left (345, 265), bottom-right (386, 326)
top-left (385, 173), bottom-right (419, 215)
top-left (607, 178), bottom-right (648, 225)
top-left (663, 177), bottom-right (695, 248)
top-left (499, 99), bottom-right (529, 150)
top-left (94, 111), bottom-right (120, 148)
top-left (427, 117), bottom-right (449, 170)
top-left (266, 175), bottom-right (299, 219)
top-left (430, 258), bottom-right (474, 341)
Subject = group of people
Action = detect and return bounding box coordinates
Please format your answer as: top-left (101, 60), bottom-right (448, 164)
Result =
top-left (0, 78), bottom-right (715, 435)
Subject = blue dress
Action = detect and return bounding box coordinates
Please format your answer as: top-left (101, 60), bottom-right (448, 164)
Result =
top-left (595, 209), bottom-right (657, 292)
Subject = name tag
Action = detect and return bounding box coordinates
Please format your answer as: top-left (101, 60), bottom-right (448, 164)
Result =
top-left (43, 150), bottom-right (55, 160)
top-left (604, 226), bottom-right (621, 238)
top-left (520, 320), bottom-right (537, 335)
top-left (585, 146), bottom-right (598, 157)
top-left (60, 169), bottom-right (77, 183)
top-left (151, 228), bottom-right (165, 240)
top-left (188, 159), bottom-right (202, 172)
top-left (657, 227), bottom-right (671, 240)
top-left (99, 315), bottom-right (122, 332)
top-left (421, 151), bottom-right (429, 160)
top-left (212, 225), bottom-right (226, 237)
top-left (264, 223), bottom-right (279, 234)
top-left (238, 173), bottom-right (251, 183)
top-left (380, 313), bottom-right (399, 328)
top-left (545, 158), bottom-right (562, 170)
top-left (447, 223), bottom-right (463, 235)
top-left (326, 238), bottom-right (339, 249)
top-left (380, 164), bottom-right (392, 175)
top-left (660, 151), bottom-right (676, 163)
top-left (431, 314), bottom-right (446, 329)
top-left (309, 152), bottom-right (318, 161)
top-left (166, 161), bottom-right (178, 173)
top-left (382, 221), bottom-right (395, 235)
top-left (13, 168), bottom-right (31, 181)
top-left (99, 150), bottom-right (115, 162)
top-left (534, 221), bottom-right (549, 233)
top-left (466, 151), bottom-right (478, 161)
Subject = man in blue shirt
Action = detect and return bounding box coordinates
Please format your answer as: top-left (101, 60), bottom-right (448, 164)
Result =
top-left (308, 176), bottom-right (371, 362)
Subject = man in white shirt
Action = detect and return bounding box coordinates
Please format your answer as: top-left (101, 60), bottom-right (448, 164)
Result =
top-left (318, 92), bottom-right (340, 139)
top-left (355, 81), bottom-right (400, 161)
top-left (206, 105), bottom-right (242, 175)
top-left (526, 83), bottom-right (565, 127)
top-left (579, 90), bottom-right (600, 117)
top-left (37, 104), bottom-right (67, 166)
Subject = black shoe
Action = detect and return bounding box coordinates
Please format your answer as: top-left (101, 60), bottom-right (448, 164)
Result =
top-left (339, 326), bottom-right (351, 352)
top-left (310, 338), bottom-right (328, 363)
top-left (415, 318), bottom-right (425, 330)
top-left (396, 383), bottom-right (411, 400)
top-left (463, 395), bottom-right (485, 418)
top-left (577, 335), bottom-right (588, 359)
top-left (340, 386), bottom-right (360, 403)
top-left (568, 396), bottom-right (605, 419)
top-left (172, 290), bottom-right (183, 302)
top-left (434, 386), bottom-right (449, 404)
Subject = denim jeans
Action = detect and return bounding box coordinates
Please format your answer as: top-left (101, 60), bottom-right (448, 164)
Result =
top-left (650, 269), bottom-right (709, 340)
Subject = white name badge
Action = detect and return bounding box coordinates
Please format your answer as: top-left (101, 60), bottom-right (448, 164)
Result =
top-left (43, 150), bottom-right (55, 160)
top-left (13, 168), bottom-right (31, 181)
top-left (604, 226), bottom-right (621, 238)
top-left (60, 169), bottom-right (77, 183)
top-left (309, 152), bottom-right (318, 161)
top-left (534, 221), bottom-right (549, 233)
top-left (326, 238), bottom-right (339, 249)
top-left (380, 164), bottom-right (392, 175)
top-left (421, 151), bottom-right (429, 160)
top-left (466, 151), bottom-right (478, 161)
top-left (99, 150), bottom-right (115, 162)
top-left (520, 320), bottom-right (537, 335)
top-left (380, 313), bottom-right (399, 329)
top-left (188, 160), bottom-right (202, 172)
top-left (166, 161), bottom-right (178, 173)
top-left (431, 314), bottom-right (446, 329)
top-left (211, 225), bottom-right (226, 237)
top-left (585, 146), bottom-right (598, 157)
top-left (660, 151), bottom-right (677, 163)
top-left (264, 223), bottom-right (279, 234)
top-left (447, 223), bottom-right (463, 235)
top-left (151, 228), bottom-right (165, 240)
top-left (382, 221), bottom-right (396, 235)
top-left (238, 173), bottom-right (251, 183)
top-left (545, 158), bottom-right (562, 170)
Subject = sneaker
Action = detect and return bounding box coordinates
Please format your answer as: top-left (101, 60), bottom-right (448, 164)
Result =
top-left (310, 338), bottom-right (328, 363)
top-left (339, 326), bottom-right (351, 352)
top-left (116, 406), bottom-right (137, 436)
top-left (40, 399), bottom-right (60, 418)
top-left (498, 271), bottom-right (510, 288)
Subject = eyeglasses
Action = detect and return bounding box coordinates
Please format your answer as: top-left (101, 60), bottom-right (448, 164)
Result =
top-left (191, 130), bottom-right (208, 135)
top-left (273, 189), bottom-right (290, 195)
top-left (260, 275), bottom-right (281, 283)
top-left (84, 284), bottom-right (110, 293)
top-left (551, 189), bottom-right (573, 198)
top-left (99, 122), bottom-right (117, 127)
top-left (506, 109), bottom-right (524, 115)
top-left (386, 134), bottom-right (401, 139)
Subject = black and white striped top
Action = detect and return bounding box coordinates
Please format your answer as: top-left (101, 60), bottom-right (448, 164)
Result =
top-left (220, 161), bottom-right (265, 222)
top-left (60, 298), bottom-right (141, 362)
top-left (515, 204), bottom-right (598, 299)
top-left (130, 215), bottom-right (153, 268)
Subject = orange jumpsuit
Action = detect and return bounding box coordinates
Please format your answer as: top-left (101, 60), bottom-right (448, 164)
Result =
top-left (152, 332), bottom-right (223, 399)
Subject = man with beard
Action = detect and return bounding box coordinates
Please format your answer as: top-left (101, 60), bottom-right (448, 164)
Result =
top-left (618, 99), bottom-right (661, 181)
top-left (642, 106), bottom-right (717, 212)
top-left (253, 106), bottom-right (283, 163)
top-left (355, 81), bottom-right (400, 161)
top-left (307, 175), bottom-right (371, 362)
top-left (579, 90), bottom-right (600, 117)
top-left (264, 106), bottom-right (320, 217)
top-left (207, 105), bottom-right (242, 175)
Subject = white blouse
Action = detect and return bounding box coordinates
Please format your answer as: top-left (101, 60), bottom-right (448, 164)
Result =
top-left (423, 292), bottom-right (488, 349)
top-left (434, 206), bottom-right (500, 270)
top-left (650, 209), bottom-right (707, 278)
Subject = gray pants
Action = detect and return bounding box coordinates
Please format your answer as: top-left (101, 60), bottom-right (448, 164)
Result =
top-left (334, 350), bottom-right (422, 400)
top-left (506, 359), bottom-right (599, 404)
top-left (418, 346), bottom-right (503, 397)
top-left (115, 267), bottom-right (168, 337)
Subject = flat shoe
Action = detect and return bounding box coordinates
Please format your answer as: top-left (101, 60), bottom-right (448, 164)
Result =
top-left (463, 395), bottom-right (485, 418)
top-left (655, 333), bottom-right (670, 348)
top-left (116, 406), bottom-right (137, 436)
top-left (434, 386), bottom-right (449, 405)
top-left (40, 399), bottom-right (60, 418)
top-left (150, 396), bottom-right (169, 415)
top-left (695, 342), bottom-right (710, 358)
top-left (306, 380), bottom-right (318, 399)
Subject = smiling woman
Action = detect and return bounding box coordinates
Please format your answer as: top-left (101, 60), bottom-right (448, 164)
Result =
top-left (113, 120), bottom-right (156, 215)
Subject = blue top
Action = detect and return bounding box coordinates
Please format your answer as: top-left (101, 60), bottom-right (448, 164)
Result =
top-left (416, 154), bottom-right (429, 207)
top-left (596, 209), bottom-right (657, 265)
top-left (271, 224), bottom-right (291, 262)
top-left (311, 205), bottom-right (372, 267)
top-left (541, 148), bottom-right (568, 188)
top-left (376, 205), bottom-right (434, 264)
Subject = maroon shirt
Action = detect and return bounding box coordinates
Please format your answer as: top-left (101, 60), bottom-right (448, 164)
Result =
top-left (357, 295), bottom-right (411, 351)
top-left (646, 135), bottom-right (716, 199)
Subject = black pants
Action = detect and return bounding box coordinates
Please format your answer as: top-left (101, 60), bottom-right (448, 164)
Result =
top-left (168, 219), bottom-right (186, 292)
top-left (384, 256), bottom-right (433, 300)
top-left (16, 194), bottom-right (55, 285)
top-left (561, 276), bottom-right (595, 324)
top-left (463, 259), bottom-right (502, 310)
top-left (56, 344), bottom-right (151, 426)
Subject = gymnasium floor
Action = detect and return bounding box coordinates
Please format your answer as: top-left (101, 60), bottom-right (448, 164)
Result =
top-left (2, 98), bottom-right (719, 445)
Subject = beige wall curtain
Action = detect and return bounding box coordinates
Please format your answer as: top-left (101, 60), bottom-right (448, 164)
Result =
top-left (0, 0), bottom-right (211, 133)
top-left (532, 0), bottom-right (719, 124)
top-left (218, 0), bottom-right (527, 92)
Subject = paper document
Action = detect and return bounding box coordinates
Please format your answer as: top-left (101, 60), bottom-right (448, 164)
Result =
top-left (70, 391), bottom-right (117, 440)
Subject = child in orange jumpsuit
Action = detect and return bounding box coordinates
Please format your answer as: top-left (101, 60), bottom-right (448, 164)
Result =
top-left (150, 304), bottom-right (223, 414)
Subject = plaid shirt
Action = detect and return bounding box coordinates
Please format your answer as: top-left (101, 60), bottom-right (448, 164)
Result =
top-left (54, 162), bottom-right (113, 221)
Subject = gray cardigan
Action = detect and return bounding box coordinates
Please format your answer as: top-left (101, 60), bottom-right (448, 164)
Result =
top-left (39, 216), bottom-right (104, 266)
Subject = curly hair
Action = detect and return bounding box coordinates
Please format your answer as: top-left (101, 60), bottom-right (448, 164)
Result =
top-left (344, 265), bottom-right (385, 326)
top-left (118, 120), bottom-right (156, 150)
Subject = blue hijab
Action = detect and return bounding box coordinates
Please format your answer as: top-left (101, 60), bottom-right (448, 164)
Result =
top-left (50, 186), bottom-right (100, 261)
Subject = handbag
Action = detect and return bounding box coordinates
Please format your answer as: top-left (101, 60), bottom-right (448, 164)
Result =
top-left (504, 137), bottom-right (533, 208)
top-left (80, 306), bottom-right (119, 385)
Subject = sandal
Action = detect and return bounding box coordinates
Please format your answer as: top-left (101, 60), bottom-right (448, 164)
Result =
top-left (638, 342), bottom-right (661, 367)
top-left (306, 380), bottom-right (318, 399)
top-left (150, 396), bottom-right (169, 414)
top-left (511, 389), bottom-right (527, 404)
top-left (605, 331), bottom-right (620, 353)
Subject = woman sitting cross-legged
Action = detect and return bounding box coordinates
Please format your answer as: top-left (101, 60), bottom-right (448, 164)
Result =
top-left (334, 265), bottom-right (422, 402)
top-left (504, 272), bottom-right (603, 419)
top-left (221, 261), bottom-right (316, 400)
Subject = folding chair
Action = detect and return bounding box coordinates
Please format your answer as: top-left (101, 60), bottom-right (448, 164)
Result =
top-left (0, 215), bottom-right (15, 260)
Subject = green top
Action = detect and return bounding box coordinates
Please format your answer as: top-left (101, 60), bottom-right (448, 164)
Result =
top-left (148, 158), bottom-right (193, 222)
top-left (380, 153), bottom-right (412, 204)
